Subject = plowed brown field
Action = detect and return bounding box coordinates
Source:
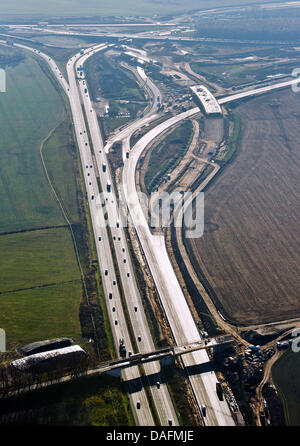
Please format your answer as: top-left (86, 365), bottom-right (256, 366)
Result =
top-left (186, 90), bottom-right (300, 325)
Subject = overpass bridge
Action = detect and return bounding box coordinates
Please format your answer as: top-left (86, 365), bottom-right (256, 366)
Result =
top-left (1, 335), bottom-right (234, 401)
top-left (88, 335), bottom-right (234, 376)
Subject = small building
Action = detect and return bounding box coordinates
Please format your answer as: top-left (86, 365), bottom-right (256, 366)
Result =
top-left (17, 337), bottom-right (74, 356)
top-left (11, 345), bottom-right (88, 373)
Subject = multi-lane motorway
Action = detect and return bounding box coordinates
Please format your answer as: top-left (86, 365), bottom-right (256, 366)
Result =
top-left (66, 44), bottom-right (159, 426)
top-left (218, 76), bottom-right (300, 104)
top-left (72, 47), bottom-right (178, 427)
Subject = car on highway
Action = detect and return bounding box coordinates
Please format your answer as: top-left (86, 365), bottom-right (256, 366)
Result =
top-left (156, 381), bottom-right (160, 389)
top-left (98, 236), bottom-right (102, 241)
top-left (113, 280), bottom-right (116, 285)
top-left (201, 405), bottom-right (206, 417)
top-left (112, 307), bottom-right (116, 312)
top-left (105, 269), bottom-right (108, 276)
top-left (115, 320), bottom-right (118, 325)
top-left (134, 306), bottom-right (137, 312)
top-left (168, 419), bottom-right (172, 426)
top-left (123, 259), bottom-right (126, 263)
top-left (138, 336), bottom-right (142, 342)
top-left (109, 292), bottom-right (112, 300)
top-left (91, 195), bottom-right (94, 200)
top-left (136, 401), bottom-right (141, 409)
top-left (127, 273), bottom-right (130, 277)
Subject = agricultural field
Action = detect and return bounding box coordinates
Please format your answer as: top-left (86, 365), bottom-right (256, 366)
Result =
top-left (0, 0), bottom-right (279, 19)
top-left (186, 89), bottom-right (300, 326)
top-left (0, 49), bottom-right (66, 233)
top-left (272, 350), bottom-right (300, 426)
top-left (0, 281), bottom-right (82, 350)
top-left (190, 60), bottom-right (300, 89)
top-left (0, 228), bottom-right (80, 293)
top-left (0, 47), bottom-right (88, 351)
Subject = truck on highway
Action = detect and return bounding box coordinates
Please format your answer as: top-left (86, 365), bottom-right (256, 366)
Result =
top-left (119, 339), bottom-right (126, 358)
top-left (216, 382), bottom-right (224, 401)
top-left (129, 353), bottom-right (143, 362)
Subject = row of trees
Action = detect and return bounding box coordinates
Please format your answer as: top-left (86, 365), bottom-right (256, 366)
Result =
top-left (0, 355), bottom-right (89, 399)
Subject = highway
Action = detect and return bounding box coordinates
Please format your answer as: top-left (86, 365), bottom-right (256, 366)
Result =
top-left (71, 47), bottom-right (178, 426)
top-left (121, 106), bottom-right (235, 426)
top-left (98, 55), bottom-right (235, 425)
top-left (218, 76), bottom-right (300, 104)
top-left (66, 43), bottom-right (158, 426)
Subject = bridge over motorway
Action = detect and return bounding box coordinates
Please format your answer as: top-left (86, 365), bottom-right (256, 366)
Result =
top-left (88, 335), bottom-right (234, 376)
top-left (0, 336), bottom-right (234, 402)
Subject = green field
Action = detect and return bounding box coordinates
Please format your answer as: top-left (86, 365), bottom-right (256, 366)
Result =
top-left (0, 50), bottom-right (66, 233)
top-left (0, 281), bottom-right (82, 348)
top-left (272, 350), bottom-right (300, 426)
top-left (42, 118), bottom-right (80, 223)
top-left (0, 0), bottom-right (280, 18)
top-left (0, 227), bottom-right (80, 293)
top-left (0, 47), bottom-right (85, 350)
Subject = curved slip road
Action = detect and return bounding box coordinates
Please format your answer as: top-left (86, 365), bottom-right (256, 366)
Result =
top-left (122, 107), bottom-right (235, 426)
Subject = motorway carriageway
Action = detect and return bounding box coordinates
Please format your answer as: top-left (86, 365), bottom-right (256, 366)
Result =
top-left (73, 47), bottom-right (178, 427)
